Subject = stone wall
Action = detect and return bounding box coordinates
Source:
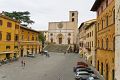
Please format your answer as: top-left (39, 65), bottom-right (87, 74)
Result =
top-left (115, 0), bottom-right (120, 79)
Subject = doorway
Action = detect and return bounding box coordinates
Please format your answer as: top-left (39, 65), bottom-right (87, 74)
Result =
top-left (59, 38), bottom-right (62, 44)
top-left (21, 49), bottom-right (23, 57)
top-left (68, 38), bottom-right (71, 44)
top-left (106, 64), bottom-right (109, 80)
top-left (6, 53), bottom-right (10, 59)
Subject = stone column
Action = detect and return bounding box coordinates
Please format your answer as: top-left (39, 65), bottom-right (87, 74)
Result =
top-left (115, 0), bottom-right (120, 79)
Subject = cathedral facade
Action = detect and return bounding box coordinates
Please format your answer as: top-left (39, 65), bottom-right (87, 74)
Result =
top-left (48, 11), bottom-right (78, 45)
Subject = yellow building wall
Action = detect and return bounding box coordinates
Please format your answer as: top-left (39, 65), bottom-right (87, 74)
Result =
top-left (96, 50), bottom-right (114, 80)
top-left (0, 15), bottom-right (20, 60)
top-left (19, 27), bottom-right (41, 57)
top-left (96, 0), bottom-right (115, 80)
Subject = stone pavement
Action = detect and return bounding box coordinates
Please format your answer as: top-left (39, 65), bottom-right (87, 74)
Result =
top-left (0, 53), bottom-right (81, 80)
top-left (0, 53), bottom-right (103, 80)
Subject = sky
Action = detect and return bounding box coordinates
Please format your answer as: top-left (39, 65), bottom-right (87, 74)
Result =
top-left (0, 0), bottom-right (96, 31)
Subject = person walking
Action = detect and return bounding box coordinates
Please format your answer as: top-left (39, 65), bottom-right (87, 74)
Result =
top-left (21, 60), bottom-right (24, 67)
top-left (23, 61), bottom-right (25, 67)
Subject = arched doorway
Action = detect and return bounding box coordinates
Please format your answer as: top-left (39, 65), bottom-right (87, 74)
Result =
top-left (57, 34), bottom-right (63, 44)
top-left (68, 38), bottom-right (71, 44)
top-left (106, 64), bottom-right (109, 80)
top-left (51, 38), bottom-right (53, 43)
top-left (59, 37), bottom-right (62, 44)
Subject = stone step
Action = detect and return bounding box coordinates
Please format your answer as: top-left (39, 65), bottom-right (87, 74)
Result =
top-left (44, 44), bottom-right (69, 53)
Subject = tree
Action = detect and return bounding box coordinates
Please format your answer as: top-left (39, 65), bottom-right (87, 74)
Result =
top-left (3, 11), bottom-right (34, 25)
top-left (38, 32), bottom-right (45, 48)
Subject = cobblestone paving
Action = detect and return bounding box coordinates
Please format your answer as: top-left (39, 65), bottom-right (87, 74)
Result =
top-left (0, 53), bottom-right (81, 80)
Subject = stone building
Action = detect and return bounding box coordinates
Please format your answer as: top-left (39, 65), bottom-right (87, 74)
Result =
top-left (115, 0), bottom-right (120, 79)
top-left (48, 11), bottom-right (78, 45)
top-left (84, 19), bottom-right (96, 66)
top-left (78, 19), bottom-right (96, 67)
top-left (19, 26), bottom-right (41, 57)
top-left (91, 0), bottom-right (115, 80)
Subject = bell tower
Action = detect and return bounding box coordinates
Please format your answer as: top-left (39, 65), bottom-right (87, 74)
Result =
top-left (69, 11), bottom-right (78, 25)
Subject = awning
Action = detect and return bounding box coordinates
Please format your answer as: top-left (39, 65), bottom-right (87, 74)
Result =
top-left (1, 51), bottom-right (14, 54)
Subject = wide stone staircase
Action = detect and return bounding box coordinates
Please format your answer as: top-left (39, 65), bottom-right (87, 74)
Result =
top-left (43, 44), bottom-right (70, 53)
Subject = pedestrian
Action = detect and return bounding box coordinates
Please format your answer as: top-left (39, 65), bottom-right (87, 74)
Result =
top-left (23, 61), bottom-right (25, 67)
top-left (21, 60), bottom-right (24, 67)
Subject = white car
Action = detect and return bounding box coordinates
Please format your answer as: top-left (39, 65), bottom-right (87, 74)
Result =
top-left (27, 54), bottom-right (35, 58)
top-left (75, 71), bottom-right (90, 80)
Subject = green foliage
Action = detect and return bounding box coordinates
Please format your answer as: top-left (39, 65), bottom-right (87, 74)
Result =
top-left (3, 11), bottom-right (34, 25)
top-left (38, 32), bottom-right (45, 43)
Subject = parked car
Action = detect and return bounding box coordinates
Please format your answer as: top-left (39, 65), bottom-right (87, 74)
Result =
top-left (27, 54), bottom-right (35, 58)
top-left (75, 71), bottom-right (90, 80)
top-left (73, 65), bottom-right (90, 73)
top-left (75, 67), bottom-right (94, 74)
top-left (88, 74), bottom-right (100, 80)
top-left (77, 62), bottom-right (88, 67)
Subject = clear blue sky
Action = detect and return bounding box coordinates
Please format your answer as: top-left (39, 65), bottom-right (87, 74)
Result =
top-left (0, 0), bottom-right (96, 30)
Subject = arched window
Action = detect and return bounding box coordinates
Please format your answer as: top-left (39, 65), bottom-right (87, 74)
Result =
top-left (68, 33), bottom-right (71, 36)
top-left (72, 13), bottom-right (74, 16)
top-left (98, 23), bottom-right (99, 31)
top-left (106, 38), bottom-right (109, 50)
top-left (102, 20), bottom-right (104, 29)
top-left (102, 39), bottom-right (103, 49)
top-left (72, 18), bottom-right (74, 22)
top-left (106, 16), bottom-right (108, 27)
top-left (51, 38), bottom-right (53, 43)
top-left (50, 33), bottom-right (53, 36)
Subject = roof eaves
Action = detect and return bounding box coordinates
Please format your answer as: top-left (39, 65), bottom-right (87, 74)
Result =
top-left (91, 0), bottom-right (104, 11)
top-left (78, 22), bottom-right (84, 29)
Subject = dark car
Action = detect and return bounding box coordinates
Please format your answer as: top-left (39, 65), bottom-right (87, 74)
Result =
top-left (77, 62), bottom-right (88, 67)
top-left (75, 67), bottom-right (94, 74)
top-left (73, 66), bottom-right (93, 72)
